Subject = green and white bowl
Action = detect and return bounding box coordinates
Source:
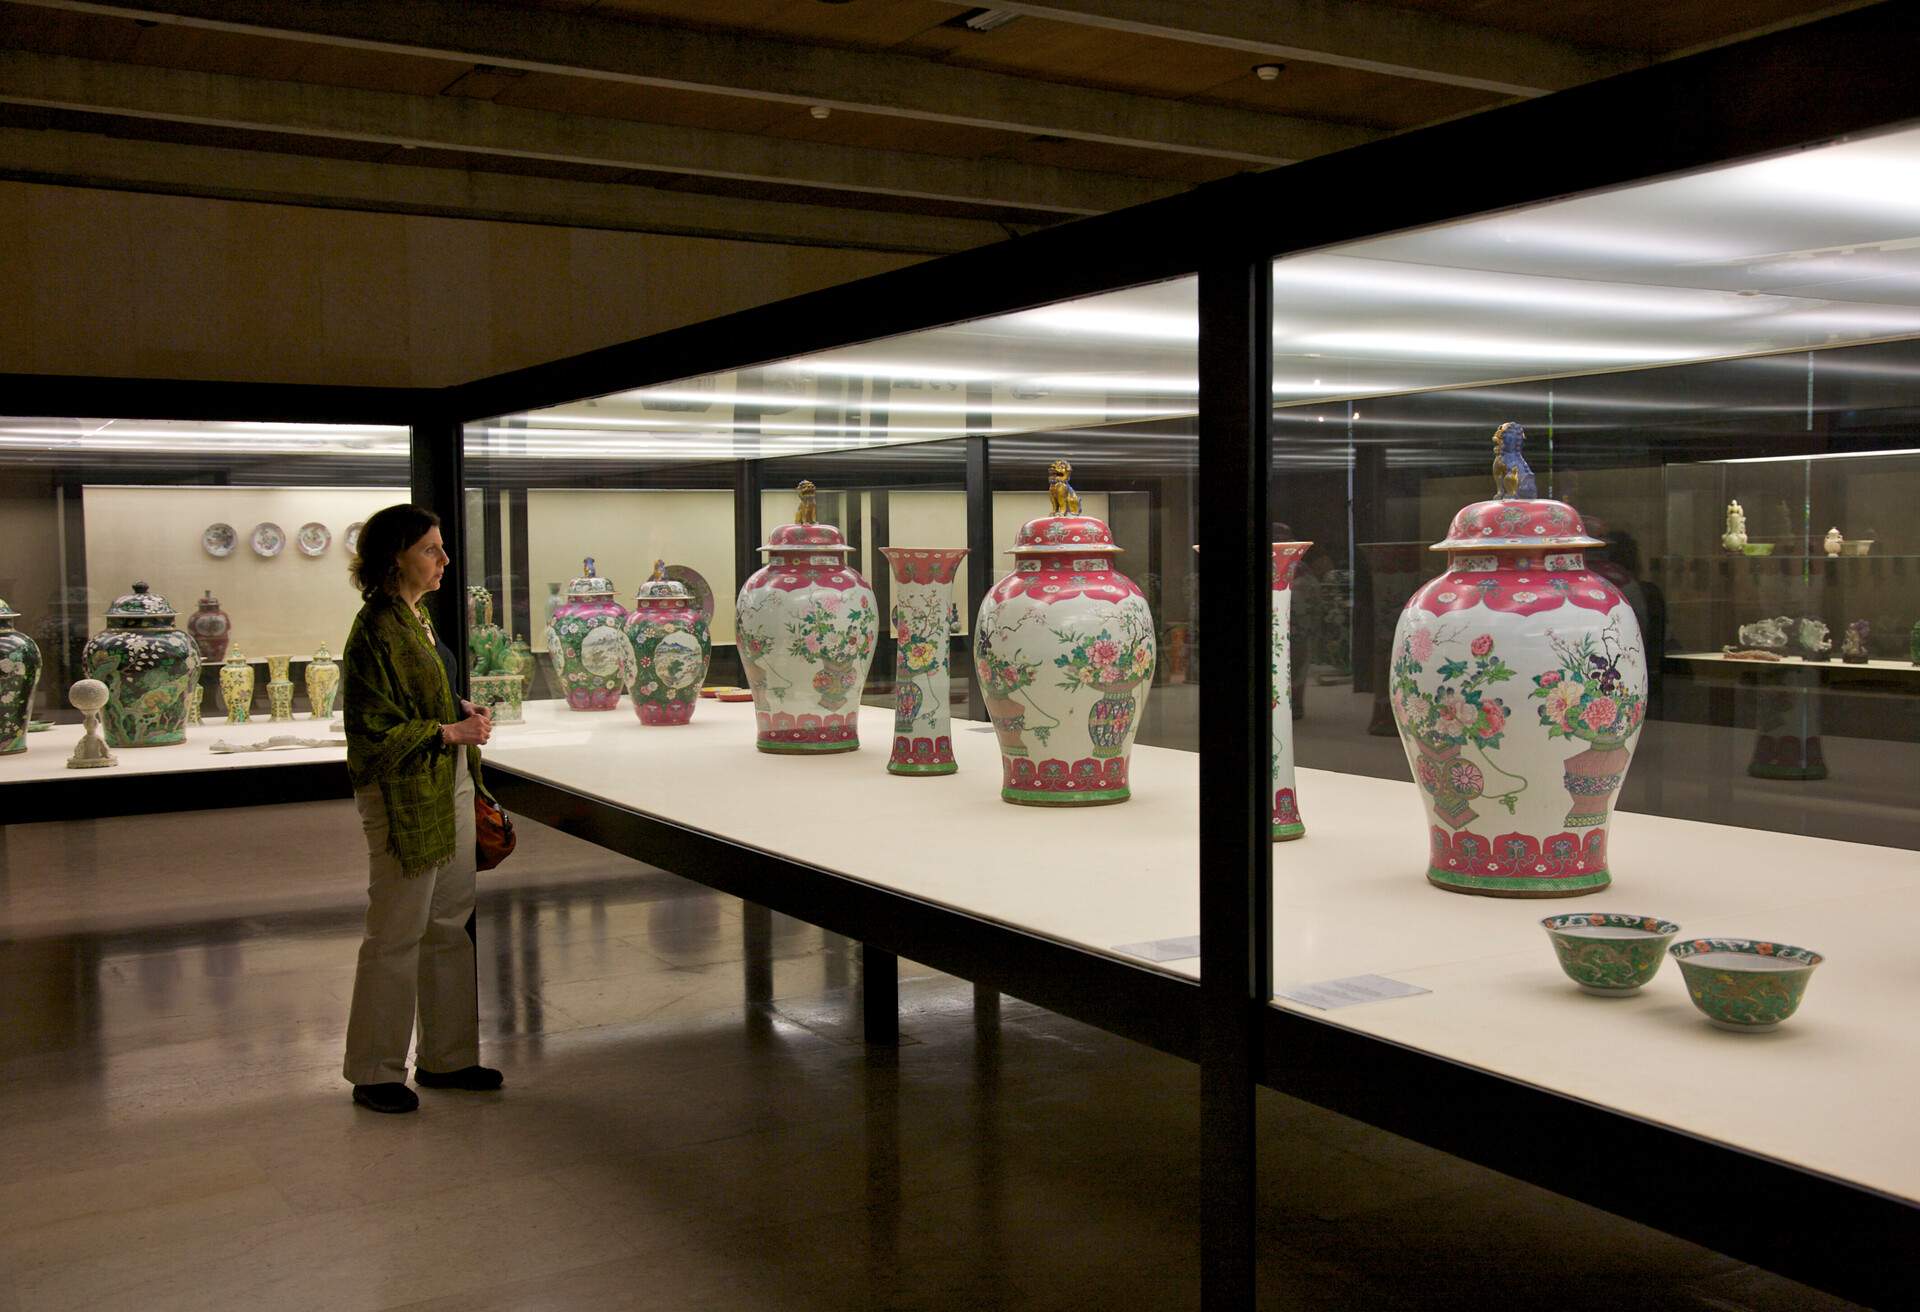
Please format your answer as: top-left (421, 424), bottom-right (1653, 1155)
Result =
top-left (1669, 938), bottom-right (1823, 1032)
top-left (1542, 913), bottom-right (1679, 995)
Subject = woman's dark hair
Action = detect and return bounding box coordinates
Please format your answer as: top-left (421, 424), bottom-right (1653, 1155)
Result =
top-left (350, 504), bottom-right (441, 603)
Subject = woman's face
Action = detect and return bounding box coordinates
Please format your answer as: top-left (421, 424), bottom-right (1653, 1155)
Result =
top-left (397, 526), bottom-right (448, 597)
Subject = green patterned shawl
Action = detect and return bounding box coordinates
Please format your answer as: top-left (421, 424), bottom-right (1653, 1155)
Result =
top-left (344, 596), bottom-right (484, 876)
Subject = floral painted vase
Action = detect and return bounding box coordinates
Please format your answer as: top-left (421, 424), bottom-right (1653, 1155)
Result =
top-left (0, 599), bottom-right (42, 754)
top-left (508, 636), bottom-right (535, 696)
top-left (736, 486), bottom-right (878, 753)
top-left (879, 547), bottom-right (967, 775)
top-left (81, 582), bottom-right (199, 747)
top-left (1271, 543), bottom-right (1312, 840)
top-left (546, 558), bottom-right (633, 710)
top-left (625, 565), bottom-right (712, 726)
top-left (467, 584), bottom-right (495, 631)
top-left (305, 645), bottom-right (340, 719)
top-left (220, 651), bottom-right (255, 723)
top-left (975, 477), bottom-right (1155, 805)
top-left (1389, 429), bottom-right (1646, 897)
top-left (266, 654), bottom-right (294, 722)
top-left (186, 590), bottom-right (231, 664)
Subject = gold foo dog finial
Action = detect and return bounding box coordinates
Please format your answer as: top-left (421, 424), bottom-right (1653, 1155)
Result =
top-left (795, 479), bottom-right (818, 525)
top-left (1047, 459), bottom-right (1080, 515)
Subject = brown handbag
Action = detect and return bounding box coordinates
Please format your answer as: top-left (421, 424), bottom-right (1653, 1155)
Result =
top-left (475, 792), bottom-right (516, 871)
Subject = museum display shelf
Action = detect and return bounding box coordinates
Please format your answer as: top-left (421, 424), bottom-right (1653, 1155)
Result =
top-left (0, 714), bottom-right (349, 820)
top-left (1670, 651), bottom-right (1919, 675)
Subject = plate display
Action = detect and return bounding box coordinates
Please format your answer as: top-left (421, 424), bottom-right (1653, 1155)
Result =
top-left (202, 523), bottom-right (237, 557)
top-left (296, 522), bottom-right (331, 557)
top-left (663, 564), bottom-right (716, 624)
top-left (344, 521), bottom-right (363, 554)
top-left (251, 522), bottom-right (285, 558)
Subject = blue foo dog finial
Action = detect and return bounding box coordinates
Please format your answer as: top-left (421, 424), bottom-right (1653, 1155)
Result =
top-left (1491, 422), bottom-right (1537, 500)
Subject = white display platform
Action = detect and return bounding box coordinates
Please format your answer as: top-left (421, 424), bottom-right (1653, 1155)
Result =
top-left (484, 697), bottom-right (1920, 1208)
top-left (0, 715), bottom-right (347, 783)
top-left (1672, 650), bottom-right (1920, 674)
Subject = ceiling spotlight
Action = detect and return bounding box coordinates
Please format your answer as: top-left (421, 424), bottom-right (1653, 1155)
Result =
top-left (956, 8), bottom-right (1020, 32)
top-left (810, 105), bottom-right (831, 120)
top-left (1253, 63), bottom-right (1285, 81)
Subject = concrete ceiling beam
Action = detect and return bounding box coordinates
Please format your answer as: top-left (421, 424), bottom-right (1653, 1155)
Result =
top-left (10, 0), bottom-right (1382, 163)
top-left (987, 0), bottom-right (1644, 97)
top-left (0, 50), bottom-right (1177, 215)
top-left (0, 125), bottom-right (1030, 254)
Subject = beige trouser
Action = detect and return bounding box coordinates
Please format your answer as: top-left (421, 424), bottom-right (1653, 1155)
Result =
top-left (343, 768), bottom-right (478, 1085)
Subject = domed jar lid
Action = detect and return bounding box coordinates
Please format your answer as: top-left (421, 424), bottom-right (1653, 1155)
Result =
top-left (105, 581), bottom-right (179, 625)
top-left (1009, 460), bottom-right (1122, 556)
top-left (0, 598), bottom-right (17, 624)
top-left (1431, 422), bottom-right (1602, 552)
top-left (759, 481), bottom-right (853, 555)
top-left (566, 557), bottom-right (618, 598)
top-left (634, 561), bottom-right (694, 607)
top-left (197, 590), bottom-right (222, 609)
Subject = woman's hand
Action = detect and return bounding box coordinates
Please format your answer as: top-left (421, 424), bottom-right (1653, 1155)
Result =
top-left (442, 707), bottom-right (493, 747)
top-left (459, 699), bottom-right (490, 721)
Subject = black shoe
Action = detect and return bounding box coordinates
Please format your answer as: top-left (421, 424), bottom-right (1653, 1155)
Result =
top-left (352, 1082), bottom-right (420, 1114)
top-left (414, 1065), bottom-right (504, 1091)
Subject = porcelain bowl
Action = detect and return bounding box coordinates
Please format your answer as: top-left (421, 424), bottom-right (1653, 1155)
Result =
top-left (1741, 543), bottom-right (1775, 557)
top-left (1840, 539), bottom-right (1874, 557)
top-left (1541, 913), bottom-right (1680, 995)
top-left (1669, 938), bottom-right (1823, 1031)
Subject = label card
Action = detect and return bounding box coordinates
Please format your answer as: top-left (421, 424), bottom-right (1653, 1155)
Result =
top-left (1274, 974), bottom-right (1431, 1010)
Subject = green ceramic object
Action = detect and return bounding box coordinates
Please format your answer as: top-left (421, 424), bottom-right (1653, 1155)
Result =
top-left (81, 583), bottom-right (198, 747)
top-left (1670, 938), bottom-right (1822, 1032)
top-left (1542, 913), bottom-right (1680, 995)
top-left (0, 599), bottom-right (42, 754)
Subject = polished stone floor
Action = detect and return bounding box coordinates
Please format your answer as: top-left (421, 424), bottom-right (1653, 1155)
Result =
top-left (0, 801), bottom-right (1862, 1311)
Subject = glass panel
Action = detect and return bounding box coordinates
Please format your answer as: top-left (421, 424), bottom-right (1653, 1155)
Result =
top-left (469, 277), bottom-right (1200, 976)
top-left (1266, 125), bottom-right (1920, 1214)
top-left (0, 416), bottom-right (407, 729)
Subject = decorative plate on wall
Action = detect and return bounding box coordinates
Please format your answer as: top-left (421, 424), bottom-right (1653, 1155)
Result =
top-left (297, 522), bottom-right (331, 557)
top-left (344, 522), bottom-right (364, 554)
top-left (251, 522), bottom-right (286, 558)
top-left (662, 564), bottom-right (716, 624)
top-left (203, 523), bottom-right (237, 557)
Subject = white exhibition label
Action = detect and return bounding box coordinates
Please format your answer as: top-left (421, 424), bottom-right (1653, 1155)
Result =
top-left (1274, 975), bottom-right (1431, 1010)
top-left (1113, 935), bottom-right (1200, 963)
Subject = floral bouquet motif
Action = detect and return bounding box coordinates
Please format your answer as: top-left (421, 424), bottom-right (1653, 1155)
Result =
top-left (785, 594), bottom-right (876, 711)
top-left (1390, 627), bottom-right (1524, 820)
top-left (1052, 618), bottom-right (1154, 694)
top-left (1530, 627), bottom-right (1645, 748)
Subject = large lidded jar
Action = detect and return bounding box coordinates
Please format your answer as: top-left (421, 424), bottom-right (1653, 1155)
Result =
top-left (736, 481), bottom-right (879, 753)
top-left (1270, 543), bottom-right (1312, 841)
top-left (625, 562), bottom-right (712, 725)
top-left (186, 590), bottom-right (231, 664)
top-left (0, 599), bottom-right (42, 754)
top-left (546, 558), bottom-right (633, 710)
top-left (975, 463), bottom-right (1155, 805)
top-left (1389, 424), bottom-right (1647, 897)
top-left (81, 582), bottom-right (199, 747)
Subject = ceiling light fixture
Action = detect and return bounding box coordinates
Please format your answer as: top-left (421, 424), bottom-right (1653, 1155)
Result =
top-left (1253, 63), bottom-right (1285, 81)
top-left (809, 105), bottom-right (831, 120)
top-left (959, 9), bottom-right (1020, 32)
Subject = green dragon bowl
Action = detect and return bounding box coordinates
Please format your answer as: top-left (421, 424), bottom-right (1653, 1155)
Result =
top-left (1542, 912), bottom-right (1680, 995)
top-left (1669, 938), bottom-right (1823, 1032)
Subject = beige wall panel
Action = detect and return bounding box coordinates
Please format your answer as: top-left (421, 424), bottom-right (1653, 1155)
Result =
top-left (2, 181), bottom-right (919, 387)
top-left (81, 486), bottom-right (404, 661)
top-left (526, 489), bottom-right (736, 649)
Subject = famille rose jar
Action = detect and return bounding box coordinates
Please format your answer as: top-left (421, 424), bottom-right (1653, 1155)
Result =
top-left (878, 547), bottom-right (967, 775)
top-left (0, 599), bottom-right (42, 754)
top-left (186, 590), bottom-right (231, 664)
top-left (546, 558), bottom-right (633, 710)
top-left (1270, 543), bottom-right (1312, 841)
top-left (736, 488), bottom-right (878, 753)
top-left (1389, 479), bottom-right (1647, 897)
top-left (625, 569), bottom-right (711, 726)
top-left (975, 490), bottom-right (1154, 806)
top-left (81, 582), bottom-right (199, 748)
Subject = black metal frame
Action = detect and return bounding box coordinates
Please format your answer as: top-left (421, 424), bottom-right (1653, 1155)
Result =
top-left (6, 9), bottom-right (1920, 1306)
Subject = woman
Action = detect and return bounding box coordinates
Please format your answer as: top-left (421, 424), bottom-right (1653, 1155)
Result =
top-left (341, 504), bottom-right (500, 1114)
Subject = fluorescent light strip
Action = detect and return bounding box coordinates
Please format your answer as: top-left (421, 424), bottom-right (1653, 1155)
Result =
top-left (1708, 447), bottom-right (1920, 464)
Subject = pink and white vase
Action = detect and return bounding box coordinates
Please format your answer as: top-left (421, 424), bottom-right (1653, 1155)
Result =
top-left (1389, 431), bottom-right (1646, 898)
top-left (878, 547), bottom-right (967, 775)
top-left (625, 564), bottom-right (711, 726)
top-left (975, 476), bottom-right (1154, 806)
top-left (736, 487), bottom-right (878, 754)
top-left (1271, 542), bottom-right (1312, 841)
top-left (546, 558), bottom-right (632, 711)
